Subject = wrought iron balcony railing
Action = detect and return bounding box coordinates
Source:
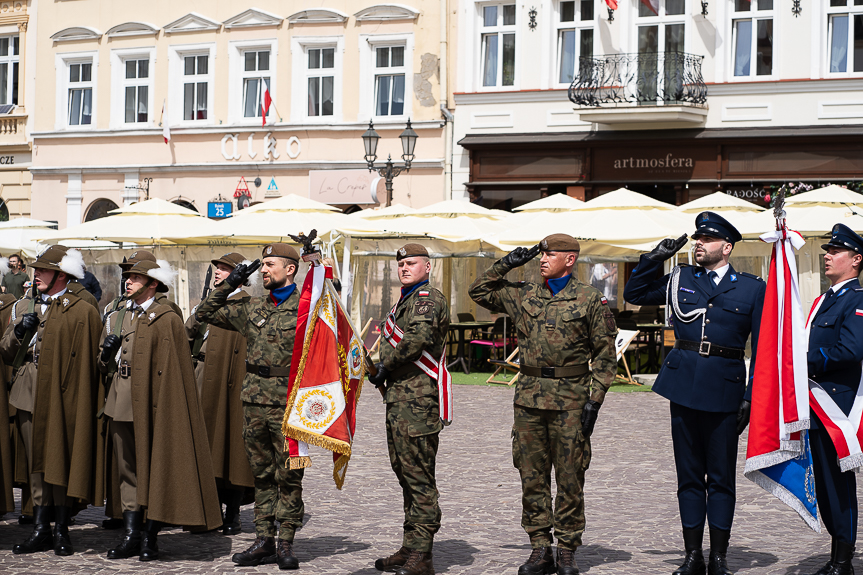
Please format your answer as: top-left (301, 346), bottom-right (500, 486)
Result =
top-left (568, 52), bottom-right (707, 108)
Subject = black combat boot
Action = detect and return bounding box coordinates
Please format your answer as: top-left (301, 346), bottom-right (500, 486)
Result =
top-left (18, 513), bottom-right (33, 525)
top-left (810, 538), bottom-right (838, 575)
top-left (13, 504), bottom-right (53, 554)
top-left (707, 527), bottom-right (733, 575)
top-left (139, 519), bottom-right (160, 561)
top-left (107, 511), bottom-right (143, 559)
top-left (674, 528), bottom-right (706, 575)
top-left (222, 489), bottom-right (243, 535)
top-left (376, 546), bottom-right (412, 572)
top-left (276, 539), bottom-right (299, 570)
top-left (52, 506), bottom-right (74, 556)
top-left (232, 535), bottom-right (277, 566)
top-left (518, 547), bottom-right (556, 575)
top-left (827, 540), bottom-right (855, 575)
top-left (394, 549), bottom-right (434, 575)
top-left (556, 548), bottom-right (579, 575)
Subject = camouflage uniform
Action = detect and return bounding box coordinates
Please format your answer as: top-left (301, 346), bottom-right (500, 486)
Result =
top-left (194, 274), bottom-right (304, 542)
top-left (469, 257), bottom-right (617, 551)
top-left (380, 276), bottom-right (449, 552)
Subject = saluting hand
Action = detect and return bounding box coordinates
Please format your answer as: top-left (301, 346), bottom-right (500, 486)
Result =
top-left (646, 234), bottom-right (688, 262)
top-left (226, 259), bottom-right (262, 289)
top-left (500, 244), bottom-right (541, 270)
top-left (14, 312), bottom-right (38, 341)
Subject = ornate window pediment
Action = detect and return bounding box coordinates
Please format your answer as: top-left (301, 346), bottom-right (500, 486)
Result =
top-left (105, 22), bottom-right (159, 38)
top-left (50, 26), bottom-right (102, 42)
top-left (286, 9), bottom-right (349, 24)
top-left (163, 12), bottom-right (220, 34)
top-left (354, 4), bottom-right (420, 22)
top-left (223, 8), bottom-right (283, 29)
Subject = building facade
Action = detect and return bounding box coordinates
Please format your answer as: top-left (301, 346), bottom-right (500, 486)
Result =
top-left (30, 1), bottom-right (454, 228)
top-left (453, 0), bottom-right (863, 210)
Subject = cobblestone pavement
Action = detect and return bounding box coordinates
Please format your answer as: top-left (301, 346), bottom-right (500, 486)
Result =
top-left (0, 385), bottom-right (853, 574)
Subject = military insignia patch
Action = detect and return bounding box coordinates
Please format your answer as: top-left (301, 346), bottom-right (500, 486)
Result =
top-left (540, 240), bottom-right (548, 250)
top-left (252, 310), bottom-right (270, 328)
top-left (600, 296), bottom-right (608, 306)
top-left (415, 300), bottom-right (434, 315)
top-left (418, 290), bottom-right (429, 297)
top-left (266, 246), bottom-right (273, 255)
top-left (62, 298), bottom-right (69, 307)
top-left (148, 312), bottom-right (155, 321)
top-left (604, 311), bottom-right (616, 331)
top-left (399, 247), bottom-right (406, 257)
top-left (701, 213), bottom-right (709, 222)
top-left (679, 287), bottom-right (695, 293)
top-left (131, 251), bottom-right (138, 259)
top-left (730, 274), bottom-right (738, 282)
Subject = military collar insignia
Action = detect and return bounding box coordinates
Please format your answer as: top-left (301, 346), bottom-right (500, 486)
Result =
top-left (266, 246), bottom-right (273, 255)
top-left (730, 274), bottom-right (738, 283)
top-left (62, 298), bottom-right (69, 307)
top-left (679, 287), bottom-right (695, 293)
top-left (694, 271), bottom-right (703, 277)
top-left (148, 312), bottom-right (156, 321)
top-left (839, 288), bottom-right (849, 297)
top-left (398, 247), bottom-right (406, 256)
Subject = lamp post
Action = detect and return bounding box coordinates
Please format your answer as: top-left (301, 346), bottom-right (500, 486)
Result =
top-left (361, 119), bottom-right (418, 207)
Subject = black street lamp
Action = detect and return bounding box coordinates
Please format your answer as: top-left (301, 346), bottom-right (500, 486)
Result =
top-left (361, 119), bottom-right (418, 207)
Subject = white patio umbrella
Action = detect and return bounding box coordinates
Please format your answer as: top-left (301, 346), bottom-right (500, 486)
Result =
top-left (784, 184), bottom-right (863, 207)
top-left (573, 187), bottom-right (676, 211)
top-left (513, 194), bottom-right (585, 212)
top-left (736, 185), bottom-right (863, 239)
top-left (677, 192), bottom-right (765, 214)
top-left (353, 203), bottom-right (417, 219)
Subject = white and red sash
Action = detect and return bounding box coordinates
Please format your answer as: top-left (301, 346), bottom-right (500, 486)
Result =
top-left (382, 303), bottom-right (453, 425)
top-left (806, 292), bottom-right (863, 472)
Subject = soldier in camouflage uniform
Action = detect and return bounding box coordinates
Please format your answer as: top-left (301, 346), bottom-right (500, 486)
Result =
top-left (369, 243), bottom-right (449, 575)
top-left (194, 243), bottom-right (303, 570)
top-left (469, 234), bottom-right (617, 575)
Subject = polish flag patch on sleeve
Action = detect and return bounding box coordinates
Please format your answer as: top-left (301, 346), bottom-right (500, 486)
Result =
top-left (419, 290), bottom-right (430, 297)
top-left (856, 309), bottom-right (863, 316)
top-left (600, 296), bottom-right (608, 305)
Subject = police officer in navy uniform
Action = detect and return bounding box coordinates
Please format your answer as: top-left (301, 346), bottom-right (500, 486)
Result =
top-left (805, 223), bottom-right (863, 575)
top-left (624, 212), bottom-right (765, 575)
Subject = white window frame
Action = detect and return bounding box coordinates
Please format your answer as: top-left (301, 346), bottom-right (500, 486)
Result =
top-left (110, 47), bottom-right (155, 129)
top-left (477, 2), bottom-right (518, 91)
top-left (359, 34), bottom-right (413, 122)
top-left (55, 51), bottom-right (98, 130)
top-left (168, 43), bottom-right (215, 127)
top-left (728, 0), bottom-right (776, 81)
top-left (228, 38), bottom-right (278, 126)
top-left (0, 34), bottom-right (19, 107)
top-left (554, 0), bottom-right (596, 88)
top-left (633, 0), bottom-right (688, 55)
top-left (305, 45), bottom-right (337, 118)
top-left (825, 0), bottom-right (863, 77)
top-left (291, 36), bottom-right (343, 123)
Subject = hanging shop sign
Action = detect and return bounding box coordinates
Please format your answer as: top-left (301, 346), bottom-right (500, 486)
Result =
top-left (208, 201), bottom-right (233, 219)
top-left (308, 169), bottom-right (384, 205)
top-left (593, 146), bottom-right (717, 182)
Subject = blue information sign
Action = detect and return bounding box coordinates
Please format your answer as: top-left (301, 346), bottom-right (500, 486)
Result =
top-left (208, 201), bottom-right (232, 219)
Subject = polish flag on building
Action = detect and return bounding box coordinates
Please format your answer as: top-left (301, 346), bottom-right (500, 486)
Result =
top-left (161, 99), bottom-right (170, 144)
top-left (605, 0), bottom-right (618, 9)
top-left (282, 261), bottom-right (366, 489)
top-left (260, 81), bottom-right (272, 127)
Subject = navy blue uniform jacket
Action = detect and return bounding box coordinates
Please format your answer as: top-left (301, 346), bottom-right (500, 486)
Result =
top-left (808, 278), bottom-right (863, 418)
top-left (623, 255), bottom-right (766, 413)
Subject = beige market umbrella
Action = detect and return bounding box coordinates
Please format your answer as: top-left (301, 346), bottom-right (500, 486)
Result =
top-left (573, 187), bottom-right (676, 211)
top-left (784, 184), bottom-right (863, 207)
top-left (45, 198), bottom-right (223, 245)
top-left (514, 194), bottom-right (585, 212)
top-left (677, 192), bottom-right (765, 214)
top-left (413, 199), bottom-right (502, 218)
top-left (353, 203), bottom-right (417, 219)
top-left (736, 185), bottom-right (863, 239)
top-left (242, 194), bottom-right (341, 214)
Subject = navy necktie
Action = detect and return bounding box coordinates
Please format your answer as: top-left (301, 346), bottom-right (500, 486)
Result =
top-left (708, 271), bottom-right (718, 290)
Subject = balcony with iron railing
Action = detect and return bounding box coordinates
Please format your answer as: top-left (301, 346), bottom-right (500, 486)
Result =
top-left (568, 52), bottom-right (708, 125)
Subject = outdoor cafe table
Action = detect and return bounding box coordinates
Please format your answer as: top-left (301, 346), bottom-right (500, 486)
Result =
top-left (636, 323), bottom-right (666, 374)
top-left (447, 321), bottom-right (495, 374)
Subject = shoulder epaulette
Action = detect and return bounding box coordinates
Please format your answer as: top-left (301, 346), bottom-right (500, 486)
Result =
top-left (854, 287), bottom-right (863, 292)
top-left (739, 271), bottom-right (764, 282)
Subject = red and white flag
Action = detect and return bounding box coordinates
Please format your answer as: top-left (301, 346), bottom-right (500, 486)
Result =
top-left (640, 0), bottom-right (659, 14)
top-left (161, 99), bottom-right (170, 144)
top-left (282, 262), bottom-right (365, 489)
top-left (605, 0), bottom-right (618, 10)
top-left (260, 80), bottom-right (272, 127)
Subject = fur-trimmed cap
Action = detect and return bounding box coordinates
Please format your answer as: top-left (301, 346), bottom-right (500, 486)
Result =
top-left (30, 245), bottom-right (86, 279)
top-left (120, 249), bottom-right (157, 272)
top-left (123, 259), bottom-right (175, 293)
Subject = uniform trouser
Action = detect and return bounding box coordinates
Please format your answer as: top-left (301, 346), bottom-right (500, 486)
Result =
top-left (18, 410), bottom-right (69, 507)
top-left (669, 402), bottom-right (738, 531)
top-left (811, 414), bottom-right (858, 545)
top-left (242, 403), bottom-right (305, 541)
top-left (386, 396), bottom-right (442, 552)
top-left (109, 419), bottom-right (140, 512)
top-left (512, 405), bottom-right (591, 551)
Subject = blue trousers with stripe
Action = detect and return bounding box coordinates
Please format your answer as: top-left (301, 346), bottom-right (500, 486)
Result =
top-left (811, 413), bottom-right (858, 544)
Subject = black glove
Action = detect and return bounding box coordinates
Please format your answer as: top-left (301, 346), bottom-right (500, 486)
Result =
top-left (645, 234), bottom-right (688, 262)
top-left (500, 245), bottom-right (541, 270)
top-left (100, 334), bottom-right (122, 364)
top-left (14, 312), bottom-right (38, 341)
top-left (581, 400), bottom-right (601, 438)
top-left (736, 400), bottom-right (751, 435)
top-left (368, 362), bottom-right (388, 388)
top-left (226, 259), bottom-right (262, 289)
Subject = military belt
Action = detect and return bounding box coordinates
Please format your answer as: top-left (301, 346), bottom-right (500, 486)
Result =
top-left (674, 339), bottom-right (745, 360)
top-left (519, 364), bottom-right (590, 378)
top-left (118, 364), bottom-right (132, 378)
top-left (245, 362), bottom-right (291, 378)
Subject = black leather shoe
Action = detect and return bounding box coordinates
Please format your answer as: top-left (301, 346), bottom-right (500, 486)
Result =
top-left (222, 489), bottom-right (243, 535)
top-left (139, 520), bottom-right (160, 561)
top-left (107, 511), bottom-right (143, 559)
top-left (811, 538), bottom-right (837, 575)
top-left (52, 506), bottom-right (74, 556)
top-left (707, 527), bottom-right (732, 575)
top-left (232, 535), bottom-right (277, 566)
top-left (518, 546), bottom-right (556, 575)
top-left (377, 546), bottom-right (411, 572)
top-left (674, 528), bottom-right (706, 575)
top-left (13, 505), bottom-right (52, 554)
top-left (825, 540), bottom-right (855, 575)
top-left (102, 517), bottom-right (124, 530)
top-left (556, 548), bottom-right (579, 575)
top-left (276, 539), bottom-right (299, 570)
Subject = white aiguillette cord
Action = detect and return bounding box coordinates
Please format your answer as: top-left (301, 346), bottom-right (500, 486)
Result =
top-left (666, 265), bottom-right (708, 341)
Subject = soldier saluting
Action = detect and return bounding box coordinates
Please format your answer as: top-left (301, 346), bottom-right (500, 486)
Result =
top-left (469, 234), bottom-right (617, 575)
top-left (194, 243), bottom-right (305, 570)
top-left (369, 243), bottom-right (450, 575)
top-left (624, 212), bottom-right (765, 575)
